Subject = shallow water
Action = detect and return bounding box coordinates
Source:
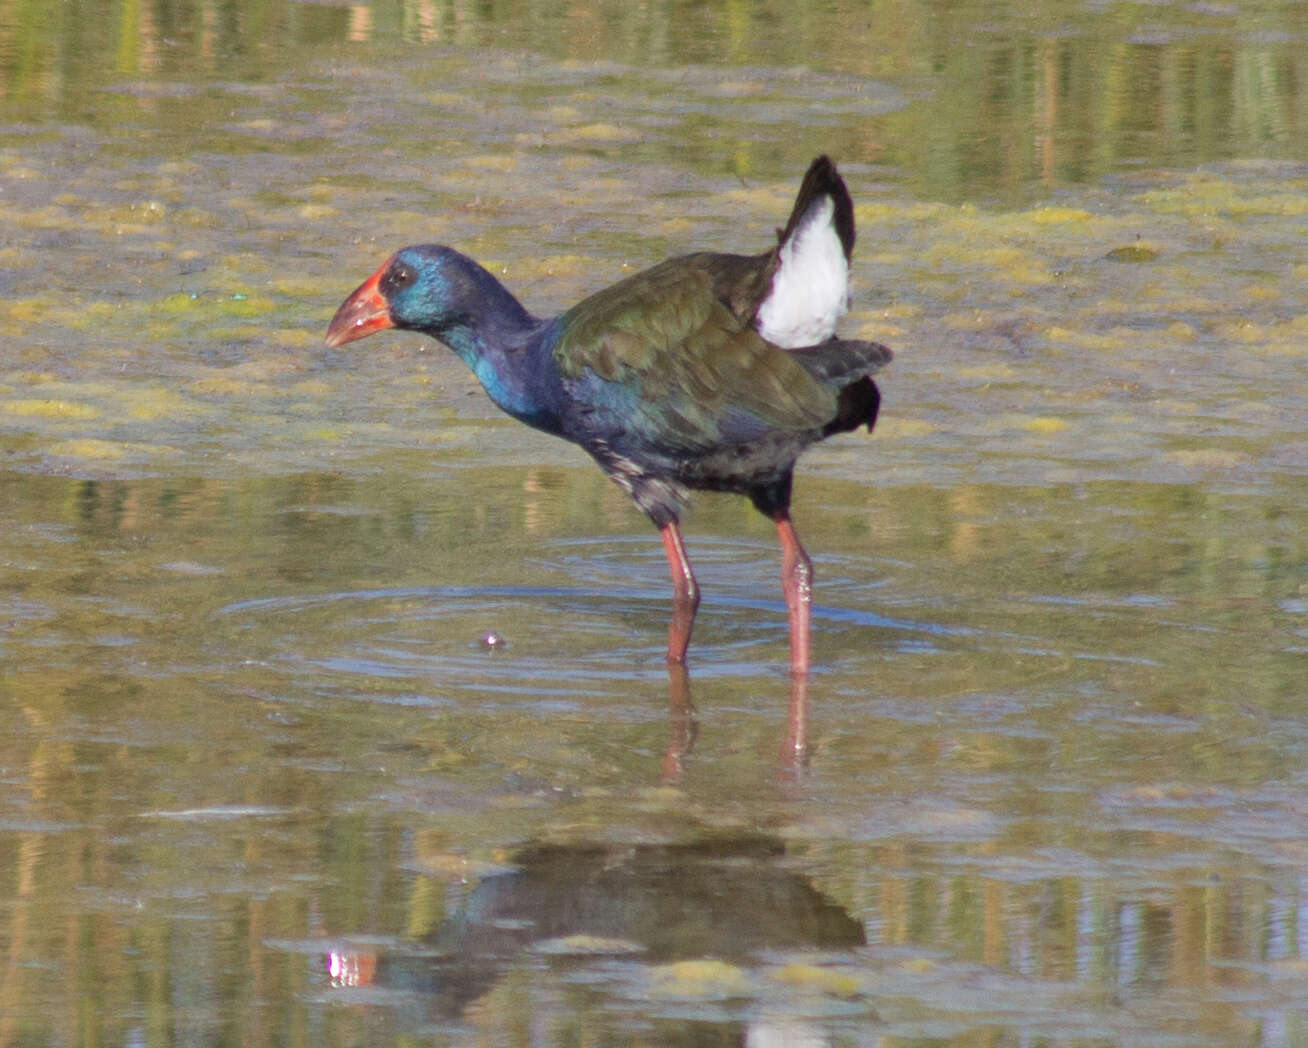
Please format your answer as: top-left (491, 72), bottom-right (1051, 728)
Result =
top-left (2, 2), bottom-right (1307, 1046)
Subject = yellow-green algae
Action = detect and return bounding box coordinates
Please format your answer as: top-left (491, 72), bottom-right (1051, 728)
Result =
top-left (648, 959), bottom-right (753, 1000)
top-left (0, 65), bottom-right (1303, 489)
top-left (530, 935), bottom-right (645, 955)
top-left (2, 398), bottom-right (101, 419)
top-left (773, 963), bottom-right (862, 999)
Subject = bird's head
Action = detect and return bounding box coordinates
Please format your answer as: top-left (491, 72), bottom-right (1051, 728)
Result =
top-left (325, 245), bottom-right (476, 348)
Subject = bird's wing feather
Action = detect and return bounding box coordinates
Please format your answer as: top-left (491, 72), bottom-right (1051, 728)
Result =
top-left (553, 258), bottom-right (834, 451)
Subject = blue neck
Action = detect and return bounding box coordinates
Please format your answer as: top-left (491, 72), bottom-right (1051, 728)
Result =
top-left (420, 261), bottom-right (562, 433)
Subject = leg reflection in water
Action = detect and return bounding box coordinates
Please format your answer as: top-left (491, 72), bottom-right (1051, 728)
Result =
top-left (661, 662), bottom-right (811, 784)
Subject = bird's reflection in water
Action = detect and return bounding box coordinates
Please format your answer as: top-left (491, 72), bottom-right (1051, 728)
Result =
top-left (322, 669), bottom-right (843, 1041)
top-left (662, 663), bottom-right (810, 782)
top-left (329, 833), bottom-right (864, 1041)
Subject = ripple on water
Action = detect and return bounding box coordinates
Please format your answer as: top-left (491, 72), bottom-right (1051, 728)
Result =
top-left (214, 567), bottom-right (979, 697)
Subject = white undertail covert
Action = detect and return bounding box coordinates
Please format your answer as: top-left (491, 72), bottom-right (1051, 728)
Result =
top-left (755, 195), bottom-right (850, 349)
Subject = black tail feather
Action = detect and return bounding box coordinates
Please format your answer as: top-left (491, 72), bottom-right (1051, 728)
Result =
top-left (776, 156), bottom-right (856, 262)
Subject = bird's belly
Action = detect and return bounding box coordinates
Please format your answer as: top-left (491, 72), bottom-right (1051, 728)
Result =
top-left (674, 436), bottom-right (807, 494)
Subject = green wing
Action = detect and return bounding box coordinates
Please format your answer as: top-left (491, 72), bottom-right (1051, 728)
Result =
top-left (553, 256), bottom-right (835, 449)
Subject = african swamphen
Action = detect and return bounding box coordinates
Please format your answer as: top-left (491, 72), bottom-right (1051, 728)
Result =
top-left (325, 157), bottom-right (892, 674)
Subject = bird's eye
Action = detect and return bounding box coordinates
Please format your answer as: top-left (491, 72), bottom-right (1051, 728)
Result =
top-left (389, 263), bottom-right (415, 288)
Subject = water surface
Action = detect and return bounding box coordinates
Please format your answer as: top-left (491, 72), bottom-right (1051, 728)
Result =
top-left (1, 1), bottom-right (1306, 1046)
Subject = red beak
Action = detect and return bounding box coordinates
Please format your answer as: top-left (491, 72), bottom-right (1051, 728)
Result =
top-left (324, 263), bottom-right (395, 347)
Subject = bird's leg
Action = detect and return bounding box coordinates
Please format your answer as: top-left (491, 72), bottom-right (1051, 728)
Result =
top-left (659, 520), bottom-right (700, 664)
top-left (774, 513), bottom-right (813, 676)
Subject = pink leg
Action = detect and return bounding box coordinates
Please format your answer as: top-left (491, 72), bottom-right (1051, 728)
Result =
top-left (660, 521), bottom-right (700, 664)
top-left (775, 514), bottom-right (813, 676)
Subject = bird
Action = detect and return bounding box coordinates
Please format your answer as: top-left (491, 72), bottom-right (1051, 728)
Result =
top-left (325, 157), bottom-right (892, 675)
